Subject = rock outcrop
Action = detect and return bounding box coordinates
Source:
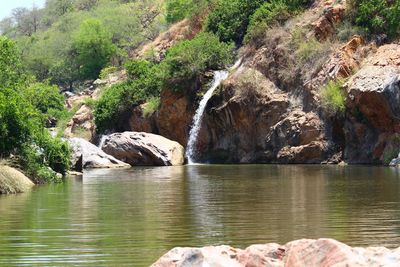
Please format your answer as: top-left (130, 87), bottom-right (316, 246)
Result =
top-left (101, 132), bottom-right (185, 166)
top-left (344, 44), bottom-right (400, 163)
top-left (64, 105), bottom-right (96, 141)
top-left (0, 165), bottom-right (35, 194)
top-left (151, 238), bottom-right (400, 267)
top-left (68, 138), bottom-right (130, 170)
top-left (196, 67), bottom-right (330, 163)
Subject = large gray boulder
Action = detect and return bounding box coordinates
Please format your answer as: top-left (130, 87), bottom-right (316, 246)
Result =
top-left (101, 132), bottom-right (185, 166)
top-left (68, 138), bottom-right (130, 170)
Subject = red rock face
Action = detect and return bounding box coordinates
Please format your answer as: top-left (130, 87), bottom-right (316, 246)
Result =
top-left (344, 44), bottom-right (400, 163)
top-left (156, 89), bottom-right (194, 147)
top-left (151, 238), bottom-right (400, 267)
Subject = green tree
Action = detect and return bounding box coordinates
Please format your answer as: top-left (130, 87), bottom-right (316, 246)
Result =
top-left (72, 18), bottom-right (116, 80)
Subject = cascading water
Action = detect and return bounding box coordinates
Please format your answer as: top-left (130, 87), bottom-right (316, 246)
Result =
top-left (186, 59), bottom-right (242, 164)
top-left (98, 135), bottom-right (109, 149)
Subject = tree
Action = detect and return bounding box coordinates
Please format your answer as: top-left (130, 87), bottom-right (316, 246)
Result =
top-left (0, 36), bottom-right (25, 89)
top-left (72, 18), bottom-right (116, 80)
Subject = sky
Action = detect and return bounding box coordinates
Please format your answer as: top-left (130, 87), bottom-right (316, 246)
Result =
top-left (0, 0), bottom-right (46, 20)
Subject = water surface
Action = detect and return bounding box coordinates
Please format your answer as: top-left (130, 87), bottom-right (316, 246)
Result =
top-left (1, 165), bottom-right (400, 266)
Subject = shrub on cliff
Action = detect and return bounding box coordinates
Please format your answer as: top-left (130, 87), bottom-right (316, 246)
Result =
top-left (205, 0), bottom-right (264, 43)
top-left (160, 32), bottom-right (233, 91)
top-left (321, 80), bottom-right (346, 114)
top-left (95, 60), bottom-right (160, 132)
top-left (244, 0), bottom-right (312, 44)
top-left (348, 0), bottom-right (400, 38)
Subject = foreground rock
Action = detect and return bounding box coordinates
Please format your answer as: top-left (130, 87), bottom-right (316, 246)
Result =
top-left (152, 238), bottom-right (400, 267)
top-left (68, 138), bottom-right (130, 170)
top-left (101, 132), bottom-right (185, 166)
top-left (0, 165), bottom-right (35, 194)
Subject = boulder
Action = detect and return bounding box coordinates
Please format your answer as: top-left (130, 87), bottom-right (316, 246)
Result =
top-left (0, 165), bottom-right (35, 194)
top-left (344, 44), bottom-right (400, 163)
top-left (68, 138), bottom-right (130, 170)
top-left (101, 132), bottom-right (185, 166)
top-left (151, 238), bottom-right (400, 267)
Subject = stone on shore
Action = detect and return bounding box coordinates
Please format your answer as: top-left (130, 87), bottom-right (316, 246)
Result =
top-left (101, 132), bottom-right (185, 166)
top-left (0, 165), bottom-right (35, 194)
top-left (68, 138), bottom-right (130, 170)
top-left (151, 238), bottom-right (400, 267)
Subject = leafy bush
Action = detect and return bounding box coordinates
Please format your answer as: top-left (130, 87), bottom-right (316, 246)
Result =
top-left (348, 0), bottom-right (400, 37)
top-left (24, 82), bottom-right (65, 120)
top-left (99, 66), bottom-right (118, 79)
top-left (206, 0), bottom-right (264, 43)
top-left (161, 32), bottom-right (233, 91)
top-left (0, 88), bottom-right (40, 155)
top-left (95, 81), bottom-right (146, 132)
top-left (321, 80), bottom-right (346, 113)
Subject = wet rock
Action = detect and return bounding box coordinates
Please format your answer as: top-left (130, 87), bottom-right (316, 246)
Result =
top-left (101, 132), bottom-right (185, 166)
top-left (0, 165), bottom-right (35, 194)
top-left (68, 138), bottom-right (130, 170)
top-left (151, 238), bottom-right (400, 267)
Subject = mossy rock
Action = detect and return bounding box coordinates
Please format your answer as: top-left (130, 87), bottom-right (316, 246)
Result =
top-left (0, 165), bottom-right (35, 194)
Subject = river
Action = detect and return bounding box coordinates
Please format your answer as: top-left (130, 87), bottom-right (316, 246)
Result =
top-left (1, 165), bottom-right (400, 266)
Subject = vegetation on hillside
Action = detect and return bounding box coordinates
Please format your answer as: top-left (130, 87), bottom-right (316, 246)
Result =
top-left (0, 36), bottom-right (70, 183)
top-left (0, 0), bottom-right (166, 89)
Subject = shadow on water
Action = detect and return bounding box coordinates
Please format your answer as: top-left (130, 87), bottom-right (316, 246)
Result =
top-left (1, 165), bottom-right (400, 266)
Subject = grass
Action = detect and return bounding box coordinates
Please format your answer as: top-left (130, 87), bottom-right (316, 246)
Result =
top-left (321, 80), bottom-right (346, 114)
top-left (143, 97), bottom-right (161, 118)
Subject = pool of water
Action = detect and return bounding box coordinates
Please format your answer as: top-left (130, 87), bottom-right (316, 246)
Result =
top-left (1, 165), bottom-right (400, 266)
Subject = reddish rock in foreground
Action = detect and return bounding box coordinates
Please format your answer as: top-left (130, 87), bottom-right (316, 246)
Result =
top-left (151, 238), bottom-right (400, 267)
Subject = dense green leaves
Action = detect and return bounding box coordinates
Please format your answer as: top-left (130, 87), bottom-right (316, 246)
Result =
top-left (0, 36), bottom-right (70, 183)
top-left (160, 32), bottom-right (233, 91)
top-left (205, 0), bottom-right (264, 44)
top-left (348, 0), bottom-right (400, 37)
top-left (73, 19), bottom-right (116, 80)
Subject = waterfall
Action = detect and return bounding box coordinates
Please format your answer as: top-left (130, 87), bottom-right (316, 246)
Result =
top-left (98, 135), bottom-right (109, 149)
top-left (186, 58), bottom-right (242, 164)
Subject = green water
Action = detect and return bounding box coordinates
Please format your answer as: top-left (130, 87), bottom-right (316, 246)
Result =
top-left (1, 165), bottom-right (400, 266)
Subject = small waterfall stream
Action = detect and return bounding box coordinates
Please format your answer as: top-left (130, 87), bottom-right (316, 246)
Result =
top-left (186, 59), bottom-right (242, 164)
top-left (98, 135), bottom-right (109, 149)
